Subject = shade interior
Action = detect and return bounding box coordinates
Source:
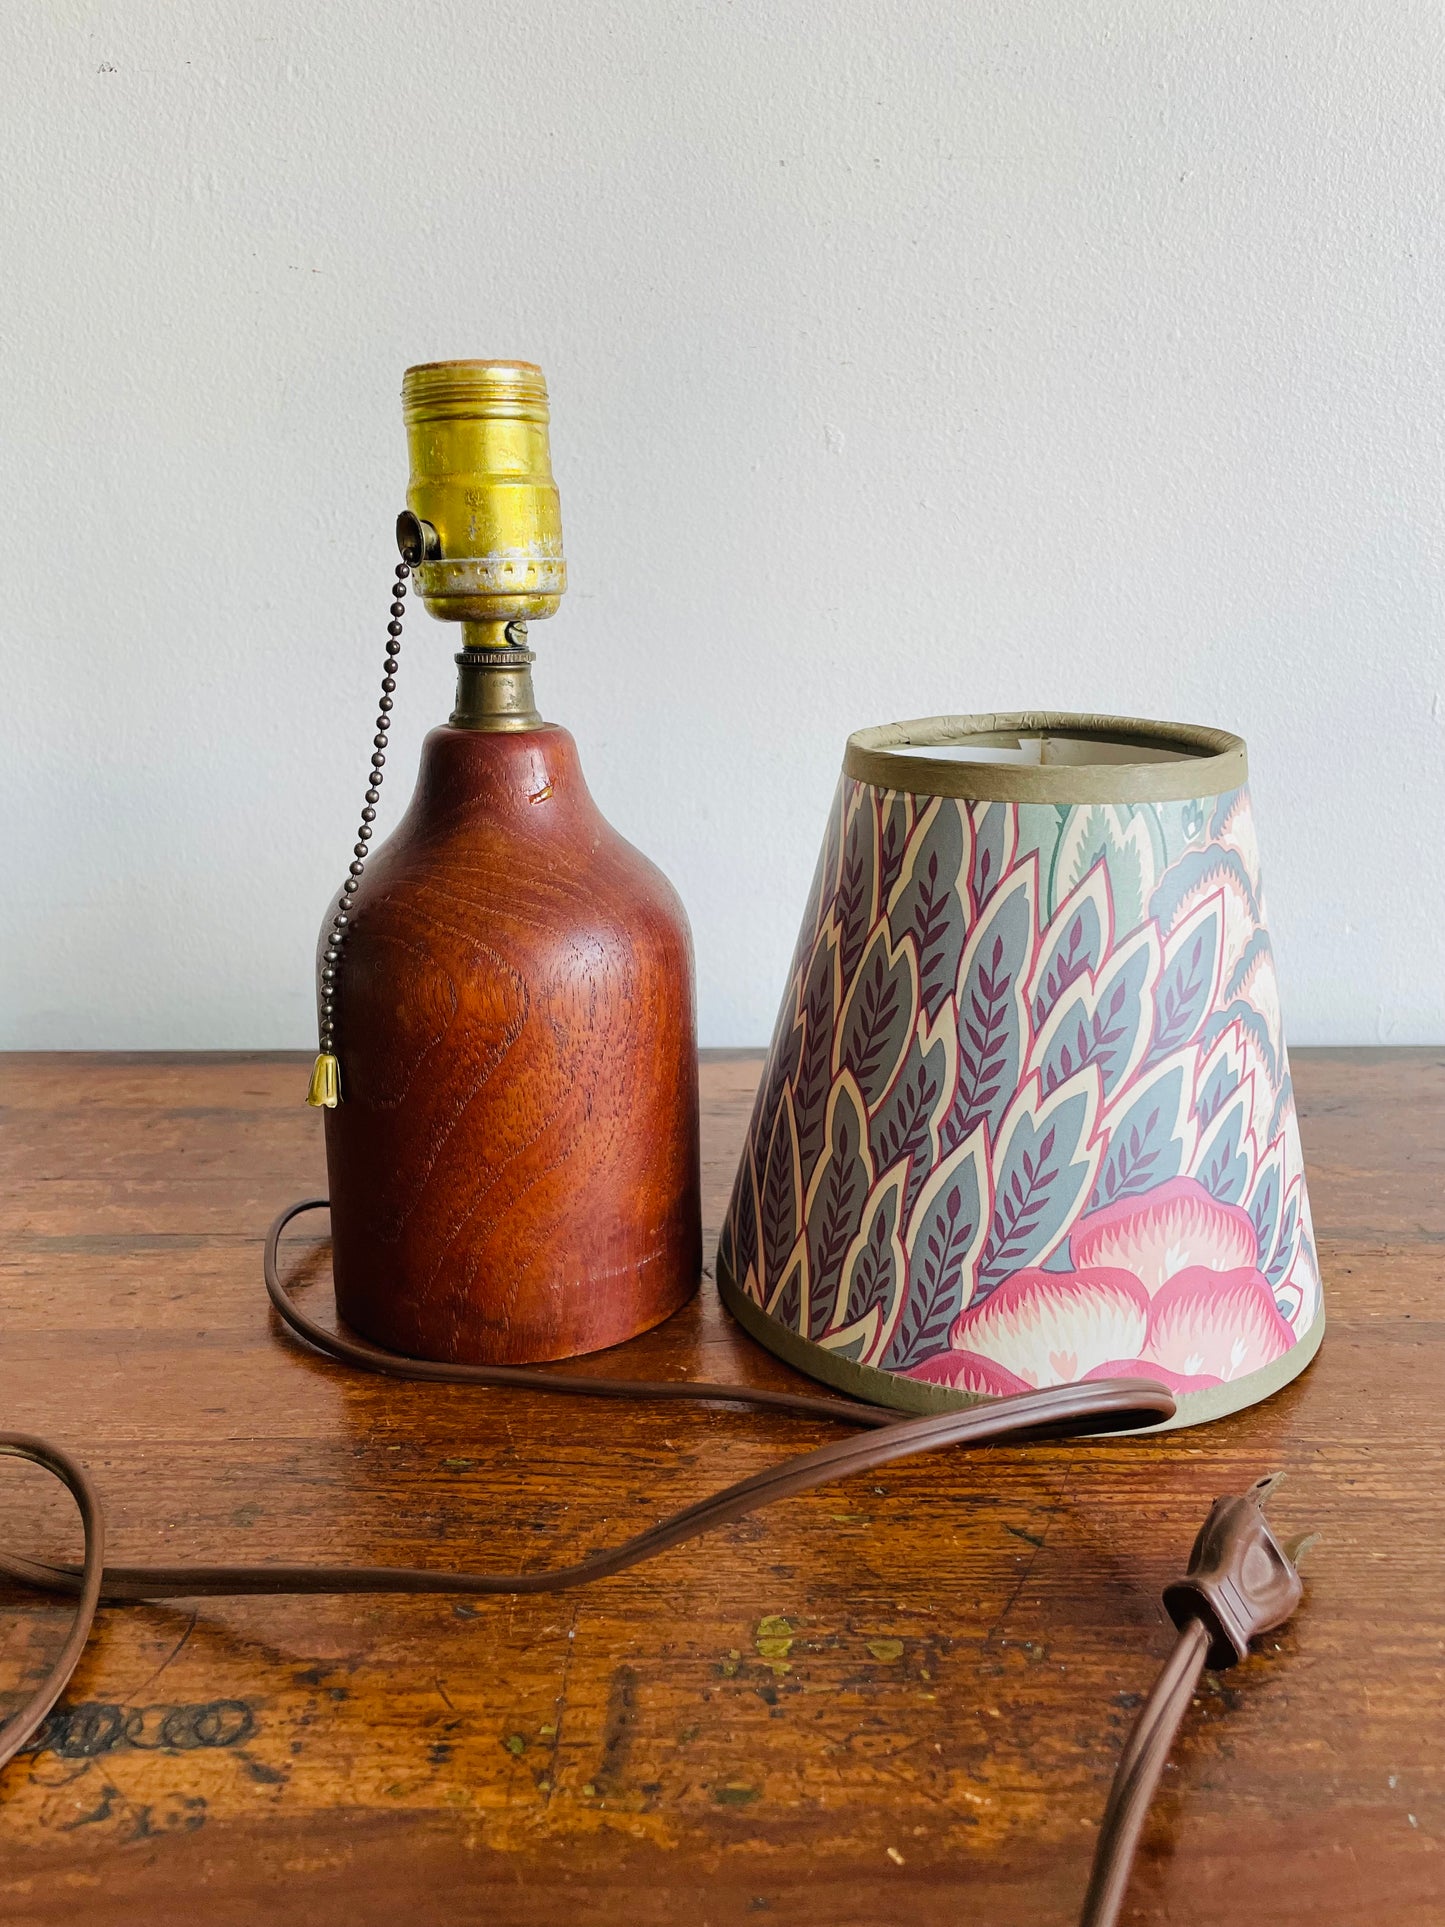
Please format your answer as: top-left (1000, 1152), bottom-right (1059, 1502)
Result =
top-left (889, 730), bottom-right (1203, 768)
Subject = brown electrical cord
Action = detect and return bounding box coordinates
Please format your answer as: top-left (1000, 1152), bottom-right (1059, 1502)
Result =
top-left (1079, 1615), bottom-right (1212, 1927)
top-left (264, 1199), bottom-right (906, 1429)
top-left (1, 1198), bottom-right (1264, 1926)
top-left (0, 1434), bottom-right (106, 1778)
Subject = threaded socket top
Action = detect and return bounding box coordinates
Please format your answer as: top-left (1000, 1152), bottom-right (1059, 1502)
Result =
top-left (402, 360), bottom-right (550, 424)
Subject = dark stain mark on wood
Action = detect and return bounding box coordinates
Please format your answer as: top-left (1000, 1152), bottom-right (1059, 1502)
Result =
top-left (21, 1699), bottom-right (256, 1759)
top-left (61, 1782), bottom-right (208, 1841)
top-left (594, 1663), bottom-right (639, 1793)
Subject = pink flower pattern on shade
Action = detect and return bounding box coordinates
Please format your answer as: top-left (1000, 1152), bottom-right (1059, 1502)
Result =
top-left (908, 1178), bottom-right (1296, 1396)
top-left (720, 779), bottom-right (1322, 1402)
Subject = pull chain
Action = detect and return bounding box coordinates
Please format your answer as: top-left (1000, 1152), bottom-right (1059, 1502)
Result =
top-left (306, 558), bottom-right (411, 1108)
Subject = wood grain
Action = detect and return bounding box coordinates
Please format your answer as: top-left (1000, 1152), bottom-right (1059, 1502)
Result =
top-left (0, 1047), bottom-right (1441, 1925)
top-left (323, 721), bottom-right (701, 1363)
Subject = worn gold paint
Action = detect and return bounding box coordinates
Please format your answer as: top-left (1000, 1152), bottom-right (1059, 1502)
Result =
top-left (401, 360), bottom-right (566, 627)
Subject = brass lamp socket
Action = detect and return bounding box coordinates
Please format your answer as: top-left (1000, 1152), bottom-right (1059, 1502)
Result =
top-left (401, 360), bottom-right (566, 626)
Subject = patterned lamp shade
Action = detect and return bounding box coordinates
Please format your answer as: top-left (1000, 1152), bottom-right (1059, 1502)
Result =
top-left (718, 714), bottom-right (1324, 1430)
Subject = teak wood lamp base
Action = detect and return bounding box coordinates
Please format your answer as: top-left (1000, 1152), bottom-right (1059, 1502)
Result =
top-left (324, 720), bottom-right (701, 1364)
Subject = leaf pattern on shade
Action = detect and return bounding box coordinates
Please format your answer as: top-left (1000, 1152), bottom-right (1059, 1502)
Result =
top-left (884, 1133), bottom-right (989, 1370)
top-left (1193, 1025), bottom-right (1244, 1130)
top-left (1031, 923), bottom-right (1160, 1102)
top-left (834, 925), bottom-right (917, 1109)
top-left (975, 1070), bottom-right (1103, 1296)
top-left (1085, 1052), bottom-right (1197, 1211)
top-left (868, 1010), bottom-right (957, 1221)
top-left (970, 802), bottom-right (1017, 914)
top-left (803, 1074), bottom-right (873, 1340)
top-left (835, 788), bottom-right (879, 981)
top-left (877, 791), bottom-right (914, 909)
top-left (1267, 1069), bottom-right (1296, 1149)
top-left (1029, 862), bottom-right (1112, 1030)
top-left (1146, 892), bottom-right (1224, 1066)
top-left (730, 1140), bottom-right (761, 1300)
top-left (1246, 1137), bottom-right (1286, 1279)
top-left (833, 1161), bottom-right (910, 1354)
top-left (1195, 1077), bottom-right (1257, 1206)
top-left (760, 1087), bottom-right (802, 1291)
top-left (1151, 842), bottom-right (1260, 943)
top-left (1264, 1181), bottom-right (1302, 1292)
top-left (887, 798), bottom-right (971, 1020)
top-left (792, 932), bottom-right (839, 1176)
top-left (751, 1010), bottom-right (802, 1198)
top-left (940, 861), bottom-right (1036, 1152)
top-left (1202, 1000), bottom-right (1281, 1094)
top-left (767, 1239), bottom-right (806, 1330)
top-left (1052, 804), bottom-right (1163, 930)
top-left (720, 779), bottom-right (1318, 1379)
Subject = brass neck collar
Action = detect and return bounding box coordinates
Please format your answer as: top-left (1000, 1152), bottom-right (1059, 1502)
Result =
top-left (450, 637), bottom-right (543, 732)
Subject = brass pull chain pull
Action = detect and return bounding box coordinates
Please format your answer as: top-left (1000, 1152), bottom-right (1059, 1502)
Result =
top-left (306, 556), bottom-right (411, 1108)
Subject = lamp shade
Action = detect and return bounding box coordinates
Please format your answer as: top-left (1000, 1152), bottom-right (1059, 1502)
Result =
top-left (718, 714), bottom-right (1323, 1430)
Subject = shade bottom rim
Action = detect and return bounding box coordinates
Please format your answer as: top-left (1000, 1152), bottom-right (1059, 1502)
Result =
top-left (715, 1259), bottom-right (1325, 1434)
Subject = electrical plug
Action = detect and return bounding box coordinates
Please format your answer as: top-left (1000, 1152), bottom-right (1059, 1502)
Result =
top-left (1161, 1471), bottom-right (1315, 1669)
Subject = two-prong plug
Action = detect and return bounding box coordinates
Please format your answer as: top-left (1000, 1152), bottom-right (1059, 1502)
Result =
top-left (1162, 1471), bottom-right (1315, 1669)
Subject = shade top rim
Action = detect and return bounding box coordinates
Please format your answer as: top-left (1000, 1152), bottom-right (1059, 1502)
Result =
top-left (844, 711), bottom-right (1248, 804)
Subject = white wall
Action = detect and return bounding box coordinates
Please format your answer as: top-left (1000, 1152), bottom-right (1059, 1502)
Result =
top-left (4, 1), bottom-right (1442, 1051)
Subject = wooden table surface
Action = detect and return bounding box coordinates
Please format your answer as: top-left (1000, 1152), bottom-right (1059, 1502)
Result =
top-left (0, 1048), bottom-right (1440, 1925)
